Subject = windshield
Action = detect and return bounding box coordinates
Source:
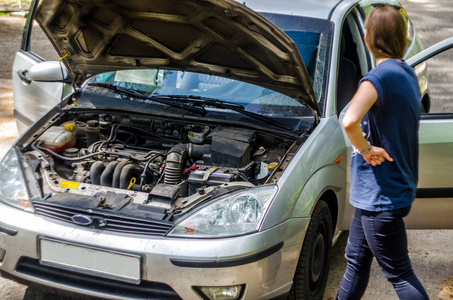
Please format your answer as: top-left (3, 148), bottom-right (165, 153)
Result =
top-left (85, 15), bottom-right (332, 119)
top-left (86, 69), bottom-right (313, 117)
top-left (261, 14), bottom-right (333, 112)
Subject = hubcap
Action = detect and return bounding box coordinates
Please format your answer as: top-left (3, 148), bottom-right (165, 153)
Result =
top-left (311, 230), bottom-right (325, 283)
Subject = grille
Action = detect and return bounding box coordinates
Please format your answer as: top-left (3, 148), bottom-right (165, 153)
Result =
top-left (16, 257), bottom-right (182, 300)
top-left (33, 200), bottom-right (174, 236)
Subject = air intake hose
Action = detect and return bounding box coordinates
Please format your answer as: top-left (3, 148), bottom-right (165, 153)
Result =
top-left (164, 143), bottom-right (210, 185)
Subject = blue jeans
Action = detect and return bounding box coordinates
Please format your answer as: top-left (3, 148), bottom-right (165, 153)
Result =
top-left (336, 207), bottom-right (429, 300)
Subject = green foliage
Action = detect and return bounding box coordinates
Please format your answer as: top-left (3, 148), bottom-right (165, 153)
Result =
top-left (0, 0), bottom-right (32, 4)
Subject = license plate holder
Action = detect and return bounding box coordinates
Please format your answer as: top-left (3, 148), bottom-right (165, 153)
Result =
top-left (39, 238), bottom-right (141, 284)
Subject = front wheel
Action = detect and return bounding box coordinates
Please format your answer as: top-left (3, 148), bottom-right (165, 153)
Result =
top-left (288, 200), bottom-right (333, 300)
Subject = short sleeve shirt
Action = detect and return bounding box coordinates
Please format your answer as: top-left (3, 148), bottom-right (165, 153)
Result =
top-left (349, 59), bottom-right (421, 211)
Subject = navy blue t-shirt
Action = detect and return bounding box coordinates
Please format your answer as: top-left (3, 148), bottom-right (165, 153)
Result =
top-left (349, 59), bottom-right (421, 211)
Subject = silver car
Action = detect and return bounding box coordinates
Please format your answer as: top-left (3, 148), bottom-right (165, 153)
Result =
top-left (3, 0), bottom-right (453, 299)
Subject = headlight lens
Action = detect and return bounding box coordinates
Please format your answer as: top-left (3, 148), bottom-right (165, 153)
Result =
top-left (0, 148), bottom-right (33, 211)
top-left (168, 185), bottom-right (278, 238)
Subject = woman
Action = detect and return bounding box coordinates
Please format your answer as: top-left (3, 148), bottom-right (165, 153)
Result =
top-left (336, 5), bottom-right (429, 300)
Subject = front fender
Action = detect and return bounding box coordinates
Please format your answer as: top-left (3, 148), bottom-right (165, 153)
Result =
top-left (261, 116), bottom-right (347, 231)
top-left (291, 164), bottom-right (346, 220)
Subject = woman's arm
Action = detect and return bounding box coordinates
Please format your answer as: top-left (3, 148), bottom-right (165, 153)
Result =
top-left (342, 81), bottom-right (393, 166)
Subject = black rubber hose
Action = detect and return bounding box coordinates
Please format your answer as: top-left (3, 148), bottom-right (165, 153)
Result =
top-left (164, 144), bottom-right (187, 185)
top-left (139, 157), bottom-right (156, 191)
top-left (90, 161), bottom-right (105, 185)
top-left (35, 142), bottom-right (105, 161)
top-left (100, 161), bottom-right (119, 187)
top-left (112, 161), bottom-right (128, 188)
top-left (119, 164), bottom-right (144, 190)
top-left (164, 144), bottom-right (211, 185)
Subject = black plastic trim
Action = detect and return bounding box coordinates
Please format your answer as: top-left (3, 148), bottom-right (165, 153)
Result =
top-left (420, 113), bottom-right (453, 120)
top-left (170, 242), bottom-right (284, 268)
top-left (416, 188), bottom-right (453, 198)
top-left (0, 224), bottom-right (18, 236)
top-left (13, 257), bottom-right (181, 299)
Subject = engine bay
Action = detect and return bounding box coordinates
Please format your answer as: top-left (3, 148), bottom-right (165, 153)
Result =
top-left (23, 110), bottom-right (298, 222)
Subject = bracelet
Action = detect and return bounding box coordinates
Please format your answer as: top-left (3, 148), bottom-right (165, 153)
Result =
top-left (358, 142), bottom-right (372, 155)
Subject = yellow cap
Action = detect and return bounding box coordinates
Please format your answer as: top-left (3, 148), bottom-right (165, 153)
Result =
top-left (268, 162), bottom-right (278, 169)
top-left (64, 123), bottom-right (76, 131)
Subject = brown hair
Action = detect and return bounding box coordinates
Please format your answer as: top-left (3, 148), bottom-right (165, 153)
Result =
top-left (365, 6), bottom-right (407, 60)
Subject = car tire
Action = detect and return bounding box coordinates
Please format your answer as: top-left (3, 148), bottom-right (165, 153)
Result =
top-left (288, 200), bottom-right (333, 300)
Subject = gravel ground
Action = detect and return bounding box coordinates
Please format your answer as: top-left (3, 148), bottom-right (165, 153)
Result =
top-left (0, 1), bottom-right (452, 299)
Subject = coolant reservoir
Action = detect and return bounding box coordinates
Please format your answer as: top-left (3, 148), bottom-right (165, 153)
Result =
top-left (38, 123), bottom-right (76, 153)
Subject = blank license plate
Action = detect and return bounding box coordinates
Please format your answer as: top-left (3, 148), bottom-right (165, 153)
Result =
top-left (40, 238), bottom-right (141, 284)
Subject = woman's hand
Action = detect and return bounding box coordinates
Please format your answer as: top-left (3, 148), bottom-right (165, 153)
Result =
top-left (363, 146), bottom-right (393, 166)
top-left (343, 81), bottom-right (394, 167)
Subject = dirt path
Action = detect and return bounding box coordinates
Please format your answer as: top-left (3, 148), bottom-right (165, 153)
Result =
top-left (0, 15), bottom-right (22, 158)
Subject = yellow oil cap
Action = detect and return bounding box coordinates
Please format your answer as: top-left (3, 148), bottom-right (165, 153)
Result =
top-left (268, 162), bottom-right (278, 169)
top-left (64, 123), bottom-right (76, 131)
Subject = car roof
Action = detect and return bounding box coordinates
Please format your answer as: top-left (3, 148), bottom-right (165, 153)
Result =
top-left (240, 0), bottom-right (359, 20)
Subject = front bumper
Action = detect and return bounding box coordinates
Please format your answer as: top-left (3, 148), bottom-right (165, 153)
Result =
top-left (0, 203), bottom-right (309, 299)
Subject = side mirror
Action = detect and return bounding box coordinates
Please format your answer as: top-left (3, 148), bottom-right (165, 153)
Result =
top-left (28, 61), bottom-right (72, 83)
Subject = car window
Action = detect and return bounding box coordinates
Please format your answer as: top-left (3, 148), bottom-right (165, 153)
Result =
top-left (337, 12), bottom-right (370, 114)
top-left (29, 21), bottom-right (60, 61)
top-left (23, 0), bottom-right (60, 61)
top-left (418, 49), bottom-right (453, 115)
top-left (359, 1), bottom-right (419, 60)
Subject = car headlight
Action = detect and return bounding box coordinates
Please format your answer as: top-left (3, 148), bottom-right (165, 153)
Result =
top-left (0, 148), bottom-right (34, 212)
top-left (168, 185), bottom-right (278, 238)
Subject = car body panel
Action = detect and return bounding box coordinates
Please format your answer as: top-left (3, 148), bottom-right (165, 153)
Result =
top-left (406, 38), bottom-right (453, 228)
top-left (12, 51), bottom-right (66, 133)
top-left (12, 0), bottom-right (71, 134)
top-left (240, 0), bottom-right (349, 20)
top-left (407, 37), bottom-right (453, 67)
top-left (262, 115), bottom-right (346, 231)
top-left (0, 202), bottom-right (309, 299)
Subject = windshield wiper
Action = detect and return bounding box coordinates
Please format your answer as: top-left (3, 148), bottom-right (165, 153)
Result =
top-left (87, 84), bottom-right (291, 130)
top-left (153, 94), bottom-right (292, 130)
top-left (87, 83), bottom-right (206, 116)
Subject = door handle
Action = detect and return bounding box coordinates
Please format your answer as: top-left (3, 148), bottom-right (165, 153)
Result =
top-left (17, 69), bottom-right (32, 85)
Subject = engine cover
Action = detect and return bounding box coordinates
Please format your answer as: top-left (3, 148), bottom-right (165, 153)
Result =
top-left (208, 127), bottom-right (256, 168)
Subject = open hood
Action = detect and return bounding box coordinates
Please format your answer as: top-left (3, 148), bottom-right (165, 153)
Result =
top-left (35, 0), bottom-right (320, 115)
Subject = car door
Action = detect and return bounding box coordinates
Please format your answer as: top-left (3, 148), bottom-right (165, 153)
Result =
top-left (12, 0), bottom-right (67, 134)
top-left (404, 37), bottom-right (453, 229)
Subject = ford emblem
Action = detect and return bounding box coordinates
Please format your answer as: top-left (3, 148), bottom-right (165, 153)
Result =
top-left (71, 214), bottom-right (93, 226)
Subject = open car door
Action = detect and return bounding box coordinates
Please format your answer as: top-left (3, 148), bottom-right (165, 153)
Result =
top-left (405, 37), bottom-right (453, 228)
top-left (12, 0), bottom-right (68, 134)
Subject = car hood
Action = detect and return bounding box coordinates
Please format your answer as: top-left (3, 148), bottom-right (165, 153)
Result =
top-left (34, 0), bottom-right (319, 115)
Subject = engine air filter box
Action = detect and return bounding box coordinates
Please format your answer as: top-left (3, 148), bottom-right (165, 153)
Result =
top-left (208, 127), bottom-right (256, 168)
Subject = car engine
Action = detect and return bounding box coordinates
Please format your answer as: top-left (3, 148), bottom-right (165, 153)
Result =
top-left (23, 111), bottom-right (297, 222)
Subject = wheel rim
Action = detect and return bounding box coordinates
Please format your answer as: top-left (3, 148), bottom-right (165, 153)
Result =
top-left (310, 222), bottom-right (326, 292)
